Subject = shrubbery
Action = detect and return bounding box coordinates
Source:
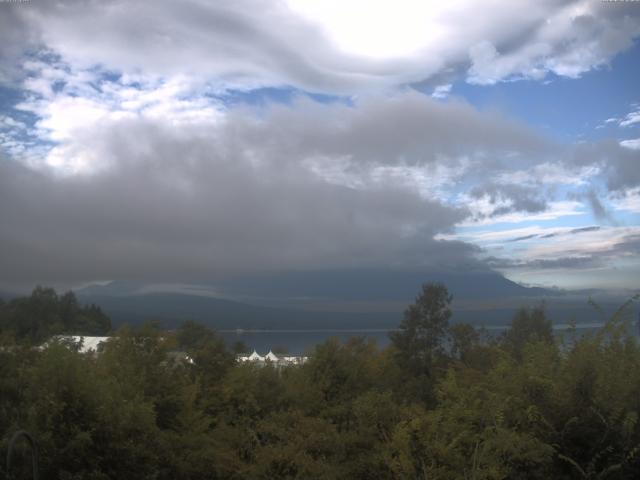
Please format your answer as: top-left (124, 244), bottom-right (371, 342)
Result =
top-left (1, 285), bottom-right (639, 479)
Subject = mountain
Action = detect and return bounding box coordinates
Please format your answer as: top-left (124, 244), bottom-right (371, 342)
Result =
top-left (214, 269), bottom-right (551, 302)
top-left (75, 289), bottom-right (398, 330)
top-left (74, 271), bottom-right (564, 330)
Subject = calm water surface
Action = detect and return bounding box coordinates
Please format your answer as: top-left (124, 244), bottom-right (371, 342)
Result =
top-left (220, 323), bottom-right (619, 355)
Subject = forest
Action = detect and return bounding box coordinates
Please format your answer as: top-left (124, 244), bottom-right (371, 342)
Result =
top-left (1, 285), bottom-right (640, 479)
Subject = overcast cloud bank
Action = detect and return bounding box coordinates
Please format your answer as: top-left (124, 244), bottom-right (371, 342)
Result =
top-left (0, 0), bottom-right (638, 292)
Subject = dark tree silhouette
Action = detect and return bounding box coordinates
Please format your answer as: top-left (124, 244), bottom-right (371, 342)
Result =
top-left (390, 282), bottom-right (452, 400)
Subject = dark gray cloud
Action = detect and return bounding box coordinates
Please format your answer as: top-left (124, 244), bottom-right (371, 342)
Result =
top-left (1, 59), bottom-right (639, 291)
top-left (0, 154), bottom-right (468, 284)
top-left (510, 234), bottom-right (540, 242)
top-left (569, 226), bottom-right (601, 235)
top-left (504, 226), bottom-right (601, 243)
top-left (486, 255), bottom-right (603, 270)
top-left (0, 6), bottom-right (32, 84)
top-left (538, 232), bottom-right (558, 239)
top-left (538, 226), bottom-right (601, 239)
top-left (571, 141), bottom-right (640, 193)
top-left (584, 189), bottom-right (613, 223)
top-left (3, 95), bottom-right (503, 286)
top-left (567, 188), bottom-right (617, 224)
top-left (521, 257), bottom-right (603, 270)
top-left (236, 94), bottom-right (549, 168)
top-left (477, 139), bottom-right (640, 222)
top-left (2, 85), bottom-right (638, 289)
top-left (470, 183), bottom-right (548, 218)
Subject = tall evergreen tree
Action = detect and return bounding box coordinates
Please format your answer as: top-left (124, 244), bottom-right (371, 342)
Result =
top-left (390, 282), bottom-right (452, 402)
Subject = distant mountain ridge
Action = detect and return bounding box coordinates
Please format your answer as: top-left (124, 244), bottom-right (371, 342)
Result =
top-left (214, 269), bottom-right (551, 301)
top-left (74, 272), bottom-right (559, 330)
top-left (75, 290), bottom-right (399, 330)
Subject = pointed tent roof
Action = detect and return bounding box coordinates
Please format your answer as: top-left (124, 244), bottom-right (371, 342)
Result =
top-left (265, 351), bottom-right (279, 362)
top-left (248, 350), bottom-right (264, 361)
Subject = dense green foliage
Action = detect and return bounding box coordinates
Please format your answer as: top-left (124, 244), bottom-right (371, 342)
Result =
top-left (0, 287), bottom-right (111, 344)
top-left (1, 285), bottom-right (640, 479)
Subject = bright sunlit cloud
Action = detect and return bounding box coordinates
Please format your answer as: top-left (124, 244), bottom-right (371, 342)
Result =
top-left (285, 0), bottom-right (447, 59)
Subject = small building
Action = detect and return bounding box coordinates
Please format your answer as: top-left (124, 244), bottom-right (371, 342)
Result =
top-left (40, 335), bottom-right (195, 365)
top-left (165, 350), bottom-right (195, 366)
top-left (41, 335), bottom-right (112, 354)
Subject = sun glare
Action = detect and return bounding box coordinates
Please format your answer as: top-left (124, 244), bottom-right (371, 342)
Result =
top-left (285, 0), bottom-right (445, 59)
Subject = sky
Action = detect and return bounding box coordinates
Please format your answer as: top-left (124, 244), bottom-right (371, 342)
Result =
top-left (0, 0), bottom-right (639, 297)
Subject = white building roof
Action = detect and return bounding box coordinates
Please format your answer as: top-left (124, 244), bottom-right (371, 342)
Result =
top-left (48, 335), bottom-right (111, 354)
top-left (236, 350), bottom-right (308, 366)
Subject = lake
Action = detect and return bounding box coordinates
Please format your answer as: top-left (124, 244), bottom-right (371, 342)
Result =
top-left (219, 322), bottom-right (624, 355)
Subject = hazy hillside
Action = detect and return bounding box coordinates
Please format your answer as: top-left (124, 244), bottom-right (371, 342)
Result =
top-left (213, 269), bottom-right (551, 302)
top-left (72, 277), bottom-right (625, 330)
top-left (75, 290), bottom-right (398, 330)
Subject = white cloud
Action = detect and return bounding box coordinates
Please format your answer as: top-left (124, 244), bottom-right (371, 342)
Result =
top-left (495, 162), bottom-right (599, 187)
top-left (1, 0), bottom-right (636, 93)
top-left (620, 109), bottom-right (640, 127)
top-left (10, 58), bottom-right (553, 175)
top-left (597, 105), bottom-right (640, 131)
top-left (620, 138), bottom-right (640, 150)
top-left (467, 40), bottom-right (550, 85)
top-left (466, 1), bottom-right (640, 84)
top-left (0, 115), bottom-right (27, 130)
top-left (285, 0), bottom-right (448, 59)
top-left (437, 225), bottom-right (549, 245)
top-left (431, 84), bottom-right (452, 99)
top-left (10, 61), bottom-right (224, 172)
top-left (484, 225), bottom-right (640, 289)
top-left (525, 226), bottom-right (640, 259)
top-left (610, 187), bottom-right (640, 213)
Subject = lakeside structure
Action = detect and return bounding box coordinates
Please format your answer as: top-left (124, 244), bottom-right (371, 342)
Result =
top-left (40, 335), bottom-right (112, 354)
top-left (38, 336), bottom-right (307, 367)
top-left (40, 335), bottom-right (195, 364)
top-left (237, 350), bottom-right (309, 367)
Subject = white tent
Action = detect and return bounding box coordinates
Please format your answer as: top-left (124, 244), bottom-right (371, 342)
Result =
top-left (248, 350), bottom-right (264, 361)
top-left (265, 351), bottom-right (279, 362)
top-left (236, 350), bottom-right (307, 366)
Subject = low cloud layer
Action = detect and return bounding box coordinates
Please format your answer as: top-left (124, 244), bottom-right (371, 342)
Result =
top-left (1, 87), bottom-right (638, 288)
top-left (1, 94), bottom-right (498, 286)
top-left (0, 152), bottom-right (472, 284)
